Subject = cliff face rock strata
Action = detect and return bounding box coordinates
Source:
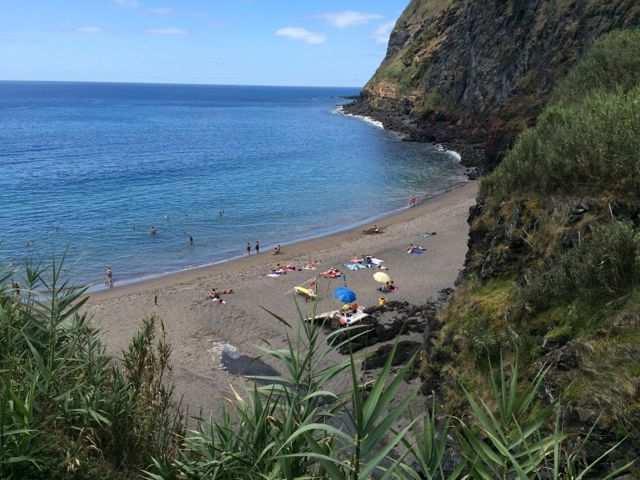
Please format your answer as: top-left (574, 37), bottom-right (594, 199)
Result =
top-left (347, 0), bottom-right (640, 169)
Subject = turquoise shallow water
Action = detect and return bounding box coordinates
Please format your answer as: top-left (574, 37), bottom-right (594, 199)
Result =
top-left (0, 82), bottom-right (466, 287)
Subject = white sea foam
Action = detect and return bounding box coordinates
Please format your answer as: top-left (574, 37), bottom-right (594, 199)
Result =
top-left (446, 150), bottom-right (462, 163)
top-left (335, 105), bottom-right (385, 129)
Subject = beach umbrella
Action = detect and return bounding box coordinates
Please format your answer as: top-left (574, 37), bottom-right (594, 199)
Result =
top-left (334, 287), bottom-right (356, 304)
top-left (373, 272), bottom-right (391, 284)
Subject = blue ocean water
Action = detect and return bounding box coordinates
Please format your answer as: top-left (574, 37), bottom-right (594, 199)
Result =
top-left (0, 82), bottom-right (466, 287)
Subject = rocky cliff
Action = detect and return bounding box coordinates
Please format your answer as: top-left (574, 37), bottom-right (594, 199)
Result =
top-left (347, 0), bottom-right (640, 169)
top-left (418, 29), bottom-right (640, 474)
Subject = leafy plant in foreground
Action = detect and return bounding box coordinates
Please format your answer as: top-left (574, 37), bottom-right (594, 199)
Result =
top-left (146, 301), bottom-right (634, 480)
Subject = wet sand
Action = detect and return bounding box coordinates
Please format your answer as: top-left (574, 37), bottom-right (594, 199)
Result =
top-left (86, 181), bottom-right (478, 415)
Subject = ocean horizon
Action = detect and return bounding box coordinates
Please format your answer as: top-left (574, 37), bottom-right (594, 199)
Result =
top-left (1, 81), bottom-right (466, 288)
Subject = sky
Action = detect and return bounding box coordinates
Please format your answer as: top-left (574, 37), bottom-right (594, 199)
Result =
top-left (0, 0), bottom-right (409, 87)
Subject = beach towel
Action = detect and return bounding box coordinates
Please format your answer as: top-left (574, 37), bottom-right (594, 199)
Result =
top-left (267, 273), bottom-right (281, 278)
top-left (345, 263), bottom-right (367, 271)
top-left (370, 258), bottom-right (384, 265)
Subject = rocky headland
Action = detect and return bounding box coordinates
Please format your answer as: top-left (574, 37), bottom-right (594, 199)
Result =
top-left (345, 0), bottom-right (640, 171)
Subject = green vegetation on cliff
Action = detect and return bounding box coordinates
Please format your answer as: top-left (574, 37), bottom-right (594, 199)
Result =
top-left (430, 29), bottom-right (640, 476)
top-left (484, 30), bottom-right (640, 199)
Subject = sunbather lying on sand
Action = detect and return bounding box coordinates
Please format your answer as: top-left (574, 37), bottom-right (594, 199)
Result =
top-left (407, 244), bottom-right (426, 255)
top-left (377, 281), bottom-right (398, 294)
top-left (362, 224), bottom-right (383, 235)
top-left (207, 289), bottom-right (228, 304)
top-left (320, 267), bottom-right (342, 279)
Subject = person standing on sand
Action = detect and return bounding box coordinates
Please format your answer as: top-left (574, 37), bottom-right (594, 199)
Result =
top-left (105, 267), bottom-right (113, 289)
top-left (246, 242), bottom-right (251, 256)
top-left (255, 240), bottom-right (260, 255)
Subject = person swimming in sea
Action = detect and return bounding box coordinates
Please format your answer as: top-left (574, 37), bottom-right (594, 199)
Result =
top-left (246, 242), bottom-right (251, 256)
top-left (255, 240), bottom-right (260, 255)
top-left (150, 226), bottom-right (158, 236)
top-left (189, 235), bottom-right (194, 246)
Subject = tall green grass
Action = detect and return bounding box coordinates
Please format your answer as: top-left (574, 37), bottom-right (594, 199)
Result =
top-left (0, 261), bottom-right (182, 479)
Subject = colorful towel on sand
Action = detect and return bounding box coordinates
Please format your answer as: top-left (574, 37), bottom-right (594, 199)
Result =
top-left (344, 263), bottom-right (367, 271)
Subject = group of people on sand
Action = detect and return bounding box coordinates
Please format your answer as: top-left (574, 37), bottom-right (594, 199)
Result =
top-left (208, 287), bottom-right (234, 304)
top-left (246, 241), bottom-right (282, 256)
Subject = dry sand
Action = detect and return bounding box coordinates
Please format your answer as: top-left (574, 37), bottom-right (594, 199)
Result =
top-left (86, 181), bottom-right (478, 415)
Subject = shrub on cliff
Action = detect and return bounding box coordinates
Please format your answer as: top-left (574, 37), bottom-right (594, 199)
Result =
top-left (482, 86), bottom-right (640, 199)
top-left (552, 29), bottom-right (640, 106)
top-left (519, 221), bottom-right (640, 313)
top-left (482, 29), bottom-right (640, 200)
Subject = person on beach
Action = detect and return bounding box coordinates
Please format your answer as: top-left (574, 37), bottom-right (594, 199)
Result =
top-left (105, 267), bottom-right (113, 289)
top-left (246, 242), bottom-right (251, 256)
top-left (12, 281), bottom-right (20, 298)
top-left (273, 245), bottom-right (281, 255)
top-left (409, 197), bottom-right (417, 208)
top-left (255, 240), bottom-right (260, 255)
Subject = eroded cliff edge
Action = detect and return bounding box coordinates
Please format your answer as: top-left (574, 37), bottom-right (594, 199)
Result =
top-left (346, 0), bottom-right (640, 170)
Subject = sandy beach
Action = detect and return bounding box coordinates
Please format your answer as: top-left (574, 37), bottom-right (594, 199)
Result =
top-left (86, 181), bottom-right (478, 415)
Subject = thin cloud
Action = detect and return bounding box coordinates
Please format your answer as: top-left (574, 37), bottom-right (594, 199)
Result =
top-left (113, 0), bottom-right (140, 7)
top-left (275, 27), bottom-right (325, 45)
top-left (76, 26), bottom-right (103, 34)
top-left (373, 21), bottom-right (395, 45)
top-left (319, 11), bottom-right (383, 28)
top-left (145, 27), bottom-right (187, 35)
top-left (148, 7), bottom-right (173, 15)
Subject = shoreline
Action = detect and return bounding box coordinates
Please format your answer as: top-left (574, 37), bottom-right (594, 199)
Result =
top-left (87, 180), bottom-right (478, 414)
top-left (90, 180), bottom-right (471, 301)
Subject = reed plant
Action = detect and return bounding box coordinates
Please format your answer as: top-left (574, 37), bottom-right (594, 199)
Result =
top-left (145, 301), bottom-right (634, 480)
top-left (0, 260), bottom-right (183, 479)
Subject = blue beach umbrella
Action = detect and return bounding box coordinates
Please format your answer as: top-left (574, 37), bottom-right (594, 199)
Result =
top-left (334, 287), bottom-right (357, 304)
